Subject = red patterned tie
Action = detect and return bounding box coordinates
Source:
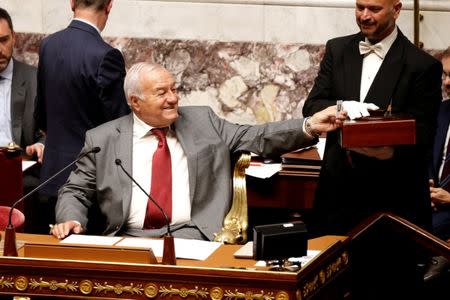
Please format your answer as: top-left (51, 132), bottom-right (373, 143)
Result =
top-left (440, 140), bottom-right (450, 192)
top-left (143, 128), bottom-right (172, 229)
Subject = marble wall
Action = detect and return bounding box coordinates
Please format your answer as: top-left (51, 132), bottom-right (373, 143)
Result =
top-left (6, 0), bottom-right (450, 123)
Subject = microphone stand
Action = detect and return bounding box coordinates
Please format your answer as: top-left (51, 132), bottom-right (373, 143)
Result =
top-left (115, 159), bottom-right (176, 265)
top-left (3, 147), bottom-right (101, 257)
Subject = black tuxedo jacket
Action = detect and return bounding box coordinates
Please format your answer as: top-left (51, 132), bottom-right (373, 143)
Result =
top-left (35, 20), bottom-right (130, 197)
top-left (303, 29), bottom-right (443, 235)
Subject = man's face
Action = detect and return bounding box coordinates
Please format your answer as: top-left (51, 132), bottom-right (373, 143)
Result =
top-left (131, 68), bottom-right (179, 128)
top-left (443, 56), bottom-right (450, 98)
top-left (0, 18), bottom-right (15, 72)
top-left (355, 0), bottom-right (401, 43)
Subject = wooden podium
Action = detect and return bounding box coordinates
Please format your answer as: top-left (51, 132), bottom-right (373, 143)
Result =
top-left (348, 213), bottom-right (450, 299)
top-left (0, 234), bottom-right (351, 299)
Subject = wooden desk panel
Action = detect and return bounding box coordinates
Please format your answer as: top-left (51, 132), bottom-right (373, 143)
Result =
top-left (247, 175), bottom-right (317, 210)
top-left (0, 233), bottom-right (349, 299)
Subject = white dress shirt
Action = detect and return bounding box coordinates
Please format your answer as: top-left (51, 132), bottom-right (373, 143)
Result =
top-left (127, 113), bottom-right (191, 229)
top-left (360, 27), bottom-right (398, 102)
top-left (0, 59), bottom-right (14, 146)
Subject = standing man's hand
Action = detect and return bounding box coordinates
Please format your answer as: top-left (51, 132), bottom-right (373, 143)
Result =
top-left (26, 143), bottom-right (45, 163)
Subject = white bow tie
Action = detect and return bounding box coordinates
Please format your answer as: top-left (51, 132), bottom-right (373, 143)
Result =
top-left (359, 41), bottom-right (385, 59)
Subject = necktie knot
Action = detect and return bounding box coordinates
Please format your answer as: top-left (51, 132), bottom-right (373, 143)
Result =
top-left (359, 41), bottom-right (385, 59)
top-left (152, 128), bottom-right (167, 140)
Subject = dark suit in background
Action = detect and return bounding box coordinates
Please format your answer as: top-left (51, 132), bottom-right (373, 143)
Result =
top-left (429, 99), bottom-right (450, 241)
top-left (303, 29), bottom-right (442, 236)
top-left (34, 20), bottom-right (130, 232)
top-left (11, 59), bottom-right (45, 232)
top-left (35, 20), bottom-right (130, 199)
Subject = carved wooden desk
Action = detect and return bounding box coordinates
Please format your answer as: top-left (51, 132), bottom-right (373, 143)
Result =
top-left (0, 233), bottom-right (349, 299)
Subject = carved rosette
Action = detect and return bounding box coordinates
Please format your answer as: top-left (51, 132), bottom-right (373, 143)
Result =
top-left (145, 283), bottom-right (159, 298)
top-left (79, 279), bottom-right (93, 295)
top-left (14, 276), bottom-right (29, 291)
top-left (275, 291), bottom-right (289, 300)
top-left (210, 287), bottom-right (224, 300)
top-left (300, 251), bottom-right (349, 299)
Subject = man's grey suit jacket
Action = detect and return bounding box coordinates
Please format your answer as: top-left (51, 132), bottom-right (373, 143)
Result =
top-left (56, 106), bottom-right (315, 240)
top-left (11, 59), bottom-right (43, 148)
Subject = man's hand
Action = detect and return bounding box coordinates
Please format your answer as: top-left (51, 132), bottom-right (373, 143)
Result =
top-left (430, 185), bottom-right (450, 207)
top-left (307, 105), bottom-right (348, 135)
top-left (342, 101), bottom-right (379, 120)
top-left (50, 221), bottom-right (83, 239)
top-left (26, 143), bottom-right (44, 163)
top-left (349, 146), bottom-right (394, 160)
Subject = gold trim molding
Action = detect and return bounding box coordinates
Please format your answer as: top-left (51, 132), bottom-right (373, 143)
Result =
top-left (300, 251), bottom-right (349, 298)
top-left (224, 289), bottom-right (274, 300)
top-left (0, 276), bottom-right (287, 300)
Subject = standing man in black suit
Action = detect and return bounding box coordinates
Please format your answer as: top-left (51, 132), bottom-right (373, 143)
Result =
top-left (34, 0), bottom-right (130, 232)
top-left (303, 0), bottom-right (443, 237)
top-left (429, 47), bottom-right (450, 242)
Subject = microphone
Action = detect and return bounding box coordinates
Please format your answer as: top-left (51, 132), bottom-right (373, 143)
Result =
top-left (3, 146), bottom-right (101, 257)
top-left (115, 158), bottom-right (176, 265)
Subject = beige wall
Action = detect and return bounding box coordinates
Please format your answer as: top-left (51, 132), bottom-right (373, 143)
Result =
top-left (0, 0), bottom-right (449, 49)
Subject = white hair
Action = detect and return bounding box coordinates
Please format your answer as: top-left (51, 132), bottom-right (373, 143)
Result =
top-left (123, 62), bottom-right (165, 105)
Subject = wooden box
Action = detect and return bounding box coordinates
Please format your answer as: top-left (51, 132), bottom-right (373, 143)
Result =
top-left (339, 115), bottom-right (416, 148)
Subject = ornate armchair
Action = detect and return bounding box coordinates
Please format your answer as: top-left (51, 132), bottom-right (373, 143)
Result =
top-left (214, 151), bottom-right (251, 244)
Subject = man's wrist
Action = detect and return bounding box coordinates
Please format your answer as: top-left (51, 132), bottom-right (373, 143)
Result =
top-left (304, 117), bottom-right (320, 138)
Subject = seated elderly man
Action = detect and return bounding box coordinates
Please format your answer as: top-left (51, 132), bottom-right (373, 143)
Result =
top-left (50, 62), bottom-right (347, 240)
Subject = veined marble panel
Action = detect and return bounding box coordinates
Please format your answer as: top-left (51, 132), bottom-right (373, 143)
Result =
top-left (14, 33), bottom-right (447, 125)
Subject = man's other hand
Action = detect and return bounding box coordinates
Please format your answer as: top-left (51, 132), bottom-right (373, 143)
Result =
top-left (50, 221), bottom-right (83, 239)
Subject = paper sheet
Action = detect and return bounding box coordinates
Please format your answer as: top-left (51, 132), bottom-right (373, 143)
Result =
top-left (117, 237), bottom-right (222, 260)
top-left (22, 160), bottom-right (37, 171)
top-left (60, 234), bottom-right (122, 246)
top-left (245, 163), bottom-right (281, 179)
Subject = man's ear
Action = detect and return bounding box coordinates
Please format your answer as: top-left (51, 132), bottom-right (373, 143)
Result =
top-left (129, 95), bottom-right (140, 111)
top-left (105, 0), bottom-right (113, 15)
top-left (70, 0), bottom-right (76, 12)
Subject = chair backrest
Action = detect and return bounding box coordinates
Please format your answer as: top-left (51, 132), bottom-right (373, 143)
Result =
top-left (0, 206), bottom-right (25, 231)
top-left (214, 151), bottom-right (251, 244)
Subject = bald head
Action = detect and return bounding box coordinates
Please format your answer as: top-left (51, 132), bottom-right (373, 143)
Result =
top-left (355, 0), bottom-right (402, 43)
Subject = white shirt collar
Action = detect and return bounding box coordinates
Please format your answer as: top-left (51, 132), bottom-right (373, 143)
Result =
top-left (133, 113), bottom-right (154, 139)
top-left (73, 18), bottom-right (101, 35)
top-left (0, 59), bottom-right (14, 80)
top-left (364, 26), bottom-right (398, 58)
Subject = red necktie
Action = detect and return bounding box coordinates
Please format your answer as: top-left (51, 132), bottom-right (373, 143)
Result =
top-left (440, 140), bottom-right (450, 192)
top-left (143, 128), bottom-right (172, 229)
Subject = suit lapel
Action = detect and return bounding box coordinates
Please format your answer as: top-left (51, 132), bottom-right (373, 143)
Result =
top-left (174, 112), bottom-right (197, 205)
top-left (114, 115), bottom-right (134, 217)
top-left (343, 34), bottom-right (364, 100)
top-left (364, 31), bottom-right (406, 109)
top-left (10, 60), bottom-right (26, 145)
